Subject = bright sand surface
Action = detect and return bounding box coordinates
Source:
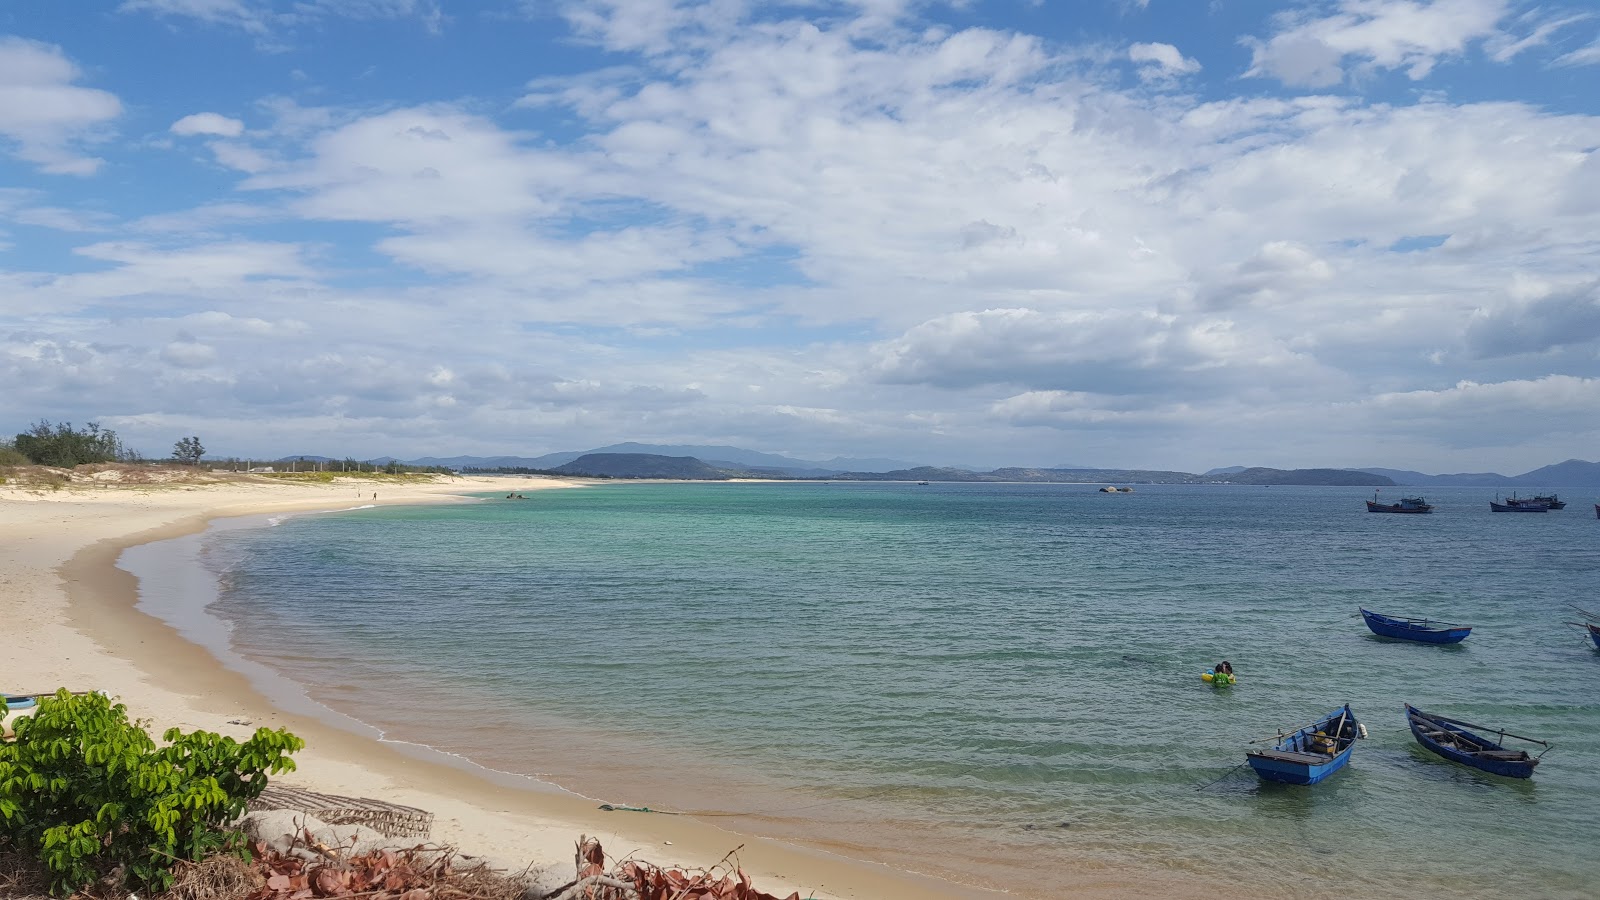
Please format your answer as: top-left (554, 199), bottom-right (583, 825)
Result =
top-left (0, 473), bottom-right (987, 900)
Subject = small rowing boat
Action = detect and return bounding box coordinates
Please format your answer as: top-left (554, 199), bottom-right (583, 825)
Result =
top-left (1246, 705), bottom-right (1363, 785)
top-left (1569, 605), bottom-right (1600, 649)
top-left (1359, 608), bottom-right (1472, 644)
top-left (1405, 705), bottom-right (1549, 778)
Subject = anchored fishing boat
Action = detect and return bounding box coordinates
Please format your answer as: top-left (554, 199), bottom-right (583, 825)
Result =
top-left (1405, 705), bottom-right (1549, 778)
top-left (1568, 605), bottom-right (1600, 649)
top-left (1360, 608), bottom-right (1472, 644)
top-left (1490, 493), bottom-right (1550, 512)
top-left (1528, 493), bottom-right (1565, 510)
top-left (1365, 492), bottom-right (1433, 513)
top-left (1246, 705), bottom-right (1363, 785)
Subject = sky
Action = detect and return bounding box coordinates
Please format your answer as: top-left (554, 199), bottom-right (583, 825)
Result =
top-left (2, 0), bottom-right (1599, 473)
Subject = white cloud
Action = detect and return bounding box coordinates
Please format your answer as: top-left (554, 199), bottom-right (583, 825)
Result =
top-left (171, 112), bottom-right (245, 136)
top-left (5, 4), bottom-right (1600, 471)
top-left (1129, 41), bottom-right (1200, 75)
top-left (120, 0), bottom-right (444, 36)
top-left (0, 37), bottom-right (122, 175)
top-left (1554, 36), bottom-right (1600, 67)
top-left (1243, 0), bottom-right (1513, 87)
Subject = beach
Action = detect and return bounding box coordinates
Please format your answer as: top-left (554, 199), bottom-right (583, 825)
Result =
top-left (0, 471), bottom-right (983, 900)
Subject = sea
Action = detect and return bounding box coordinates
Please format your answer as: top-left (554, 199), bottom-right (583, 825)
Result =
top-left (129, 483), bottom-right (1600, 898)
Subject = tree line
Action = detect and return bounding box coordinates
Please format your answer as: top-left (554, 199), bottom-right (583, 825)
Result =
top-left (2, 420), bottom-right (448, 474)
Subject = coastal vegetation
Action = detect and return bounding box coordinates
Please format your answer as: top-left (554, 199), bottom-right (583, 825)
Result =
top-left (10, 421), bottom-right (131, 468)
top-left (0, 691), bottom-right (302, 896)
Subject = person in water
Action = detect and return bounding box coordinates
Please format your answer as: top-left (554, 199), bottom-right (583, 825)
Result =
top-left (1215, 660), bottom-right (1235, 681)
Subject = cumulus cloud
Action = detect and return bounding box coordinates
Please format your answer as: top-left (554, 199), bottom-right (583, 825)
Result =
top-left (5, 3), bottom-right (1600, 470)
top-left (171, 112), bottom-right (245, 136)
top-left (1129, 41), bottom-right (1200, 76)
top-left (1464, 281), bottom-right (1600, 358)
top-left (1243, 0), bottom-right (1515, 87)
top-left (0, 37), bottom-right (121, 175)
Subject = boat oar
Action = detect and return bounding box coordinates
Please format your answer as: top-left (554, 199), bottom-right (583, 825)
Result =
top-left (1566, 603), bottom-right (1600, 621)
top-left (1424, 713), bottom-right (1549, 749)
top-left (1246, 719), bottom-right (1324, 743)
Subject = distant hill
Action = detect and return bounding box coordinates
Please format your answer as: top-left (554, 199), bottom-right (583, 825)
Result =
top-left (410, 444), bottom-right (922, 475)
top-left (1204, 466), bottom-right (1249, 476)
top-left (1219, 468), bottom-right (1394, 486)
top-left (552, 453), bottom-right (735, 479)
top-left (1514, 459), bottom-right (1600, 487)
top-left (1354, 459), bottom-right (1600, 487)
top-left (828, 466), bottom-right (1210, 484)
top-left (1355, 467), bottom-right (1513, 487)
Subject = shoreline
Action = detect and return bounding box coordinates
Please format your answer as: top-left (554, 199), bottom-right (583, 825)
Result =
top-left (3, 474), bottom-right (985, 900)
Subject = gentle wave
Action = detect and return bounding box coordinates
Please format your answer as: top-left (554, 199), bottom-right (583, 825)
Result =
top-left (202, 483), bottom-right (1600, 899)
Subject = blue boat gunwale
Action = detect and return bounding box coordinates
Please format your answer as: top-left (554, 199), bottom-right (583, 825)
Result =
top-left (1359, 607), bottom-right (1473, 644)
top-left (1246, 704), bottom-right (1360, 786)
top-left (1404, 704), bottom-right (1549, 779)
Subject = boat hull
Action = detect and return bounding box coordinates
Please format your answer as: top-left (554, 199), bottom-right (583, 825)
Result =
top-left (1587, 622), bottom-right (1600, 650)
top-left (1247, 705), bottom-right (1359, 785)
top-left (1406, 705), bottom-right (1538, 779)
top-left (1490, 501), bottom-right (1548, 512)
top-left (1360, 609), bottom-right (1471, 644)
top-left (1365, 501), bottom-right (1431, 514)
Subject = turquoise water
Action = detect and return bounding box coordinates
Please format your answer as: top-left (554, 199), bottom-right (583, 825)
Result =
top-left (203, 483), bottom-right (1600, 898)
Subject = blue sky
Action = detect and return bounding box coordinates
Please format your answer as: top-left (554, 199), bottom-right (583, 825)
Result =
top-left (3, 0), bottom-right (1599, 471)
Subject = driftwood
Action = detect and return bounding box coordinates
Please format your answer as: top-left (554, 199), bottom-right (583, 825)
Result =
top-left (537, 836), bottom-right (802, 900)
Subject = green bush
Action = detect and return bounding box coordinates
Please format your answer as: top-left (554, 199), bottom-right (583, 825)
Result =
top-left (0, 691), bottom-right (304, 895)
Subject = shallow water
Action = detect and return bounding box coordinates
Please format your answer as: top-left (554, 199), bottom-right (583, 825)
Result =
top-left (196, 483), bottom-right (1600, 897)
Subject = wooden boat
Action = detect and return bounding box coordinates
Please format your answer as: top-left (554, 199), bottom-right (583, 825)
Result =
top-left (1405, 705), bottom-right (1549, 778)
top-left (1567, 606), bottom-right (1600, 649)
top-left (1246, 705), bottom-right (1361, 785)
top-left (1490, 493), bottom-right (1550, 512)
top-left (1360, 608), bottom-right (1472, 644)
top-left (1365, 492), bottom-right (1432, 513)
top-left (1529, 493), bottom-right (1565, 510)
top-left (1567, 621), bottom-right (1600, 649)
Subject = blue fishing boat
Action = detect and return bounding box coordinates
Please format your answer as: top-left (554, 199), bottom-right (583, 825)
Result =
top-left (1405, 705), bottom-right (1548, 779)
top-left (1566, 605), bottom-right (1600, 649)
top-left (1490, 493), bottom-right (1549, 512)
top-left (1529, 493), bottom-right (1565, 510)
top-left (1365, 492), bottom-right (1432, 513)
top-left (1246, 705), bottom-right (1362, 785)
top-left (1360, 608), bottom-right (1472, 644)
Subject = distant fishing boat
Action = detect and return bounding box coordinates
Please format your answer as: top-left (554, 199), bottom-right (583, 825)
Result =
top-left (1529, 493), bottom-right (1565, 510)
top-left (1365, 491), bottom-right (1432, 513)
top-left (1246, 705), bottom-right (1362, 785)
top-left (1360, 608), bottom-right (1472, 644)
top-left (1490, 493), bottom-right (1550, 512)
top-left (1594, 502), bottom-right (1599, 519)
top-left (1405, 705), bottom-right (1549, 779)
top-left (1567, 606), bottom-right (1600, 649)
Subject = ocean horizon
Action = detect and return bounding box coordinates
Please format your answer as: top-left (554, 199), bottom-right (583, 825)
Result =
top-left (137, 482), bottom-right (1600, 898)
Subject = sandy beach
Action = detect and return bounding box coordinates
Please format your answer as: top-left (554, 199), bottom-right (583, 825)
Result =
top-left (0, 470), bottom-right (985, 900)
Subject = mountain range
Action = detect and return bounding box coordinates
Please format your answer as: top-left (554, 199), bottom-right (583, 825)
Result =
top-left (270, 445), bottom-right (1600, 487)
